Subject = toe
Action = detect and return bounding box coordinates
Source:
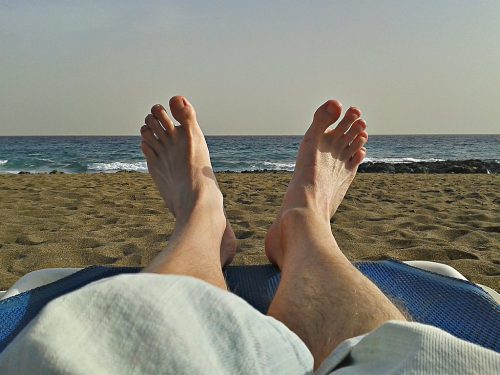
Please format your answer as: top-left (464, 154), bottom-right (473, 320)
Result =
top-left (145, 114), bottom-right (168, 143)
top-left (347, 147), bottom-right (367, 170)
top-left (151, 104), bottom-right (175, 133)
top-left (141, 139), bottom-right (157, 160)
top-left (169, 96), bottom-right (197, 130)
top-left (308, 100), bottom-right (342, 136)
top-left (140, 124), bottom-right (159, 151)
top-left (332, 107), bottom-right (362, 137)
top-left (342, 131), bottom-right (368, 160)
top-left (342, 119), bottom-right (366, 146)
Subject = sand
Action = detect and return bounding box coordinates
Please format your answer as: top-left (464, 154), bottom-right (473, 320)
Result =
top-left (0, 173), bottom-right (498, 291)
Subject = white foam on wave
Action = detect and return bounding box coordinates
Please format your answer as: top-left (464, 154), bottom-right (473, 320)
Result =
top-left (87, 161), bottom-right (147, 172)
top-left (0, 160), bottom-right (8, 165)
top-left (262, 161), bottom-right (295, 170)
top-left (363, 157), bottom-right (445, 164)
top-left (0, 170), bottom-right (21, 174)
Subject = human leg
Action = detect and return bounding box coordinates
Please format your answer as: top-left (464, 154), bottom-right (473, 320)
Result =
top-left (140, 96), bottom-right (236, 290)
top-left (265, 100), bottom-right (406, 368)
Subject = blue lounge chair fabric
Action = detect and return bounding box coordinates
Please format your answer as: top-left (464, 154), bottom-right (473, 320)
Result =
top-left (0, 260), bottom-right (498, 354)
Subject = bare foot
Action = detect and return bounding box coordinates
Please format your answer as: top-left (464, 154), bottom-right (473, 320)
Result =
top-left (141, 96), bottom-right (236, 266)
top-left (265, 100), bottom-right (368, 267)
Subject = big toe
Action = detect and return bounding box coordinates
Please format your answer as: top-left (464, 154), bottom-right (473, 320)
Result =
top-left (169, 96), bottom-right (197, 129)
top-left (308, 100), bottom-right (343, 136)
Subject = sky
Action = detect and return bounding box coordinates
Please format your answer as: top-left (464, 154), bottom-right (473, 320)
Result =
top-left (0, 0), bottom-right (499, 136)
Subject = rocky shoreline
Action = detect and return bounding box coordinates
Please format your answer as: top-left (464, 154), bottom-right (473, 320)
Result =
top-left (357, 159), bottom-right (499, 174)
top-left (14, 160), bottom-right (500, 175)
top-left (236, 160), bottom-right (499, 174)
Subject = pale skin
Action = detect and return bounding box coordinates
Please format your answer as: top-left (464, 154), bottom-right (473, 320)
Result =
top-left (140, 96), bottom-right (405, 370)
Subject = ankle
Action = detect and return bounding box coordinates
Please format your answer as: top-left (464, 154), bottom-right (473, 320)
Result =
top-left (280, 207), bottom-right (331, 233)
top-left (277, 208), bottom-right (340, 267)
top-left (281, 183), bottom-right (330, 222)
top-left (175, 188), bottom-right (225, 228)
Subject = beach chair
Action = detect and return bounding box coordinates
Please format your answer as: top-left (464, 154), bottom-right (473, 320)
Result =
top-left (0, 261), bottom-right (499, 353)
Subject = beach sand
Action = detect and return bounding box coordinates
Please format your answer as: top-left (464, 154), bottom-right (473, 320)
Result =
top-left (0, 173), bottom-right (498, 291)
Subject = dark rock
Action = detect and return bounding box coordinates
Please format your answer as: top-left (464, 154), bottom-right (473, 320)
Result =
top-left (18, 171), bottom-right (31, 174)
top-left (217, 160), bottom-right (498, 174)
top-left (359, 163), bottom-right (395, 173)
top-left (358, 160), bottom-right (499, 174)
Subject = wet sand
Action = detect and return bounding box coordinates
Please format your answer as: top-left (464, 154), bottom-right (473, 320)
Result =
top-left (0, 173), bottom-right (498, 291)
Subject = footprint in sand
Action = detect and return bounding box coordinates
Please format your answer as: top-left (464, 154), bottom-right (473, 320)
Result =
top-left (235, 230), bottom-right (255, 240)
top-left (121, 243), bottom-right (140, 256)
top-left (124, 253), bottom-right (142, 265)
top-left (474, 223), bottom-right (500, 233)
top-left (234, 220), bottom-right (251, 228)
top-left (445, 249), bottom-right (479, 260)
top-left (77, 237), bottom-right (103, 249)
top-left (104, 217), bottom-right (119, 225)
top-left (15, 234), bottom-right (47, 245)
top-left (236, 197), bottom-right (253, 205)
top-left (89, 253), bottom-right (119, 265)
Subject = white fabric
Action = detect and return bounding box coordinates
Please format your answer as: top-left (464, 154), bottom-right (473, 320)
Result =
top-left (0, 274), bottom-right (498, 374)
top-left (0, 274), bottom-right (313, 374)
top-left (315, 322), bottom-right (500, 374)
top-left (403, 261), bottom-right (468, 280)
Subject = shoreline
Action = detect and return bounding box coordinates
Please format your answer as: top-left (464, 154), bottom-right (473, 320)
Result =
top-left (0, 173), bottom-right (498, 291)
top-left (4, 159), bottom-right (499, 175)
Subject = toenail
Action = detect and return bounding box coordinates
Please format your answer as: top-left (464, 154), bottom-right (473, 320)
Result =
top-left (140, 125), bottom-right (147, 132)
top-left (350, 107), bottom-right (361, 116)
top-left (326, 101), bottom-right (340, 114)
top-left (151, 104), bottom-right (164, 113)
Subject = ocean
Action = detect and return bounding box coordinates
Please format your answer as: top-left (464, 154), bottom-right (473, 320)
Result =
top-left (0, 135), bottom-right (498, 174)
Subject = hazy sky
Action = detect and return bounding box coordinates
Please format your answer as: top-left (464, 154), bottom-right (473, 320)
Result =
top-left (1, 1), bottom-right (499, 135)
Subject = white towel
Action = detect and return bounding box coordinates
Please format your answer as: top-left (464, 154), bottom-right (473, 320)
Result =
top-left (0, 274), bottom-right (498, 374)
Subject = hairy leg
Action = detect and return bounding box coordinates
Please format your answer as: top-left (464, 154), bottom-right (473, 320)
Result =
top-left (140, 96), bottom-right (236, 289)
top-left (266, 100), bottom-right (405, 369)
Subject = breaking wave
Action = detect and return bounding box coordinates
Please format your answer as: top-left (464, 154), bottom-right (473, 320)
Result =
top-left (87, 162), bottom-right (147, 172)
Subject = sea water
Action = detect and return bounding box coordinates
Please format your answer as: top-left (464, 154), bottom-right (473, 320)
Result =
top-left (0, 135), bottom-right (498, 174)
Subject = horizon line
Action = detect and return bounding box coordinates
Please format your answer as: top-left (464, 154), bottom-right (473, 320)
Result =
top-left (0, 133), bottom-right (499, 137)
